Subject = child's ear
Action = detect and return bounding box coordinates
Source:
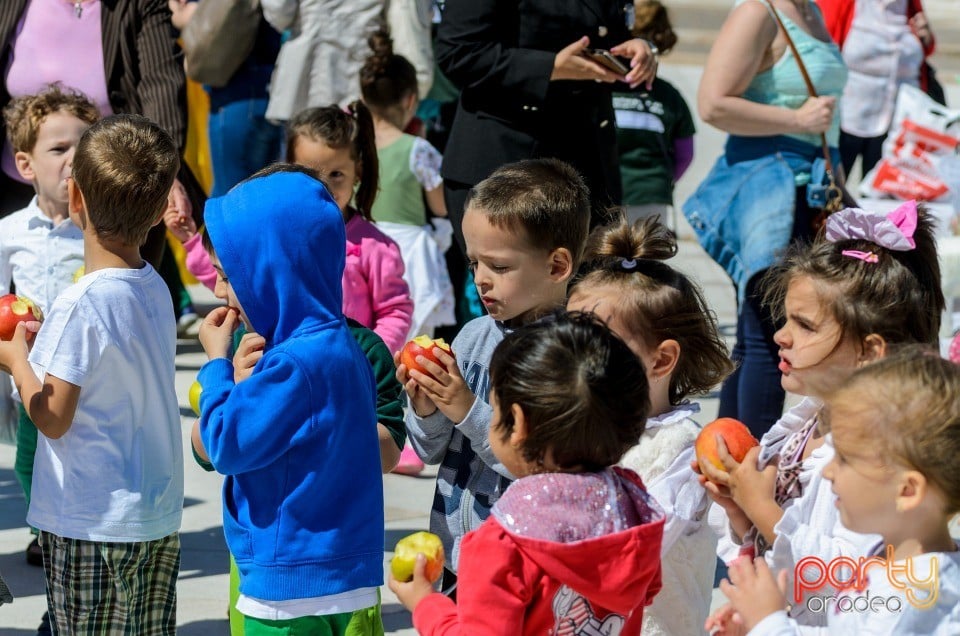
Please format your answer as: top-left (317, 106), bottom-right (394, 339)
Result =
top-left (859, 334), bottom-right (887, 366)
top-left (650, 339), bottom-right (681, 381)
top-left (509, 402), bottom-right (529, 448)
top-left (14, 151), bottom-right (35, 181)
top-left (895, 469), bottom-right (928, 514)
top-left (548, 247), bottom-right (574, 282)
top-left (67, 177), bottom-right (86, 226)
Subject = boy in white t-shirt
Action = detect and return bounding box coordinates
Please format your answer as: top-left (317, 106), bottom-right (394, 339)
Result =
top-left (0, 84), bottom-right (98, 569)
top-left (0, 114), bottom-right (183, 635)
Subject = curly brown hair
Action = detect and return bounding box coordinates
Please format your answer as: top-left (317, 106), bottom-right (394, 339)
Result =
top-left (4, 83), bottom-right (99, 153)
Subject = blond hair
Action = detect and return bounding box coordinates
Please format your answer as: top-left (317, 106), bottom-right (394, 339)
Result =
top-left (3, 83), bottom-right (99, 153)
top-left (823, 346), bottom-right (960, 514)
top-left (72, 114), bottom-right (179, 246)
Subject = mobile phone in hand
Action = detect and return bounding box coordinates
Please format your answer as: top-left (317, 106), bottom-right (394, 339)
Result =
top-left (581, 48), bottom-right (630, 75)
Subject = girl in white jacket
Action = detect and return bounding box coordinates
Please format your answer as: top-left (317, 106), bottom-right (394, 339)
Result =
top-left (568, 215), bottom-right (735, 635)
top-left (709, 349), bottom-right (960, 635)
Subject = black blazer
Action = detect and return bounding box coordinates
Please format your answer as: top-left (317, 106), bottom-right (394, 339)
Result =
top-left (436, 0), bottom-right (631, 210)
top-left (0, 0), bottom-right (187, 152)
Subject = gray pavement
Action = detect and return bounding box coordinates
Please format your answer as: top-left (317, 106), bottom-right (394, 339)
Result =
top-left (2, 54), bottom-right (959, 636)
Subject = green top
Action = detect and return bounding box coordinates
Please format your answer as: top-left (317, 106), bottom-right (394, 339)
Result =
top-left (191, 319), bottom-right (406, 472)
top-left (371, 134), bottom-right (427, 226)
top-left (613, 78), bottom-right (695, 206)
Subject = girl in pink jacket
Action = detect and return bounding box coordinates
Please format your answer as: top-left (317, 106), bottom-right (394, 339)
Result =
top-left (166, 102), bottom-right (413, 354)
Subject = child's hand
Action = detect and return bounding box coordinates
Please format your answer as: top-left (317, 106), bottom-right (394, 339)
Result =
top-left (698, 441), bottom-right (777, 516)
top-left (387, 554), bottom-right (438, 614)
top-left (0, 321), bottom-right (41, 374)
top-left (395, 352), bottom-right (439, 418)
top-left (199, 307), bottom-right (239, 361)
top-left (705, 602), bottom-right (748, 636)
top-left (233, 332), bottom-right (265, 383)
top-left (692, 458), bottom-right (754, 542)
top-left (404, 348), bottom-right (475, 423)
top-left (164, 179), bottom-right (196, 243)
top-left (719, 557), bottom-right (789, 631)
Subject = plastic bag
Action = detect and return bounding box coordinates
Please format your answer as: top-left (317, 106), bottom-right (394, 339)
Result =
top-left (860, 84), bottom-right (960, 201)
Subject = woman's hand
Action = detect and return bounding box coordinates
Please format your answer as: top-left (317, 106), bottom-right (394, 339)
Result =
top-left (793, 96), bottom-right (836, 135)
top-left (168, 0), bottom-right (198, 31)
top-left (610, 38), bottom-right (658, 89)
top-left (551, 37), bottom-right (622, 83)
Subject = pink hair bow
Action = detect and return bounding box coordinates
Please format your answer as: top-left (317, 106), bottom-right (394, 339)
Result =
top-left (824, 200), bottom-right (918, 251)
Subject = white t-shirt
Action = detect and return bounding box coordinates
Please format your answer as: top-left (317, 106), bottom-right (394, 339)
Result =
top-left (26, 265), bottom-right (183, 542)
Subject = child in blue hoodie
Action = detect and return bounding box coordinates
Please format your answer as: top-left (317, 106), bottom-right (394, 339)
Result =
top-left (195, 163), bottom-right (386, 634)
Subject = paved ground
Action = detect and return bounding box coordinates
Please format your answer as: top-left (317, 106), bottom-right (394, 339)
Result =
top-left (1, 7), bottom-right (959, 631)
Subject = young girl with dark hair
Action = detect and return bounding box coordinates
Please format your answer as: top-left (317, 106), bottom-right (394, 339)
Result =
top-left (390, 311), bottom-right (665, 634)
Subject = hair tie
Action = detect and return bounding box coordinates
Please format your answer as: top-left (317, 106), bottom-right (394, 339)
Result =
top-left (824, 200), bottom-right (918, 251)
top-left (620, 258), bottom-right (638, 271)
top-left (841, 249), bottom-right (878, 263)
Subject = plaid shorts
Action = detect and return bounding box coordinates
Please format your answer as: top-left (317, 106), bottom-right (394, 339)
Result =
top-left (39, 531), bottom-right (180, 635)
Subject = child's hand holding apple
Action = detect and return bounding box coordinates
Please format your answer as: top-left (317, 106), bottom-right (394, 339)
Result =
top-left (387, 531), bottom-right (444, 613)
top-left (395, 336), bottom-right (474, 423)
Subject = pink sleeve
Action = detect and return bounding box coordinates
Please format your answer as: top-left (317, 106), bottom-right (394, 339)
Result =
top-left (183, 233), bottom-right (218, 291)
top-left (363, 239), bottom-right (413, 354)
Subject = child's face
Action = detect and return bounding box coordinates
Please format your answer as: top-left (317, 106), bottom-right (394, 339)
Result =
top-left (210, 252), bottom-right (252, 331)
top-left (822, 404), bottom-right (900, 536)
top-left (487, 389), bottom-right (530, 478)
top-left (567, 285), bottom-right (658, 383)
top-left (16, 110), bottom-right (90, 214)
top-left (290, 137), bottom-right (357, 215)
top-left (773, 276), bottom-right (861, 397)
top-left (463, 207), bottom-right (569, 324)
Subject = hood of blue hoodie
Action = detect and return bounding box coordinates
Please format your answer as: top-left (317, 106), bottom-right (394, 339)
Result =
top-left (203, 171), bottom-right (344, 343)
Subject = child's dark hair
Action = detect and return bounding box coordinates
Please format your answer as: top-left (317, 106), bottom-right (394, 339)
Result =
top-left (632, 0), bottom-right (678, 55)
top-left (822, 345), bottom-right (960, 514)
top-left (573, 216), bottom-right (734, 404)
top-left (72, 114), bottom-right (178, 246)
top-left (489, 311), bottom-right (651, 472)
top-left (466, 158), bottom-right (591, 269)
top-left (286, 102), bottom-right (379, 221)
top-left (359, 31), bottom-right (418, 128)
top-left (764, 206), bottom-right (944, 347)
top-left (201, 163), bottom-right (322, 255)
top-left (4, 83), bottom-right (100, 153)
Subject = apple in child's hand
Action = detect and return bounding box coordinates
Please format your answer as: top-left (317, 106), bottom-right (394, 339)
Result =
top-left (188, 380), bottom-right (203, 417)
top-left (0, 294), bottom-right (43, 341)
top-left (400, 336), bottom-right (454, 380)
top-left (391, 531), bottom-right (444, 583)
top-left (695, 418), bottom-right (759, 474)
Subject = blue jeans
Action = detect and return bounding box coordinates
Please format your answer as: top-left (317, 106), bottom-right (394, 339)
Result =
top-left (208, 97), bottom-right (281, 197)
top-left (718, 185), bottom-right (818, 438)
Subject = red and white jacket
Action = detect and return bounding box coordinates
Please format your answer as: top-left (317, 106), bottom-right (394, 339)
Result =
top-left (413, 467), bottom-right (665, 636)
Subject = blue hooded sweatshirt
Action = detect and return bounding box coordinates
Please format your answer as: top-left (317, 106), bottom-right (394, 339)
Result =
top-left (197, 170), bottom-right (384, 601)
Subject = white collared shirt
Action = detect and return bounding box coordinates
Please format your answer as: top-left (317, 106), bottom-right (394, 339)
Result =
top-left (0, 196), bottom-right (84, 313)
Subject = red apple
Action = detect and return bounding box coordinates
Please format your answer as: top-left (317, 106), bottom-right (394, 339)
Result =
top-left (400, 335), bottom-right (454, 381)
top-left (0, 294), bottom-right (43, 341)
top-left (390, 531), bottom-right (445, 583)
top-left (695, 417), bottom-right (759, 474)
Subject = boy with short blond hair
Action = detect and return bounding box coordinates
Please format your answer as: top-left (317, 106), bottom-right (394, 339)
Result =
top-left (0, 113), bottom-right (183, 635)
top-left (397, 157), bottom-right (591, 592)
top-left (0, 84), bottom-right (99, 567)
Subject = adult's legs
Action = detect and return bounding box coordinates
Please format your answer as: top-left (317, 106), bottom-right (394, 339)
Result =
top-left (717, 275), bottom-right (785, 439)
top-left (436, 180), bottom-right (478, 340)
top-left (208, 97), bottom-right (281, 198)
top-left (839, 130), bottom-right (865, 179)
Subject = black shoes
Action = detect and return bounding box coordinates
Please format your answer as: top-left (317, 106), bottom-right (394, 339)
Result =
top-left (26, 536), bottom-right (43, 567)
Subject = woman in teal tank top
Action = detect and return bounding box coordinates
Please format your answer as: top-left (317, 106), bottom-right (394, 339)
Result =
top-left (682, 0), bottom-right (846, 437)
